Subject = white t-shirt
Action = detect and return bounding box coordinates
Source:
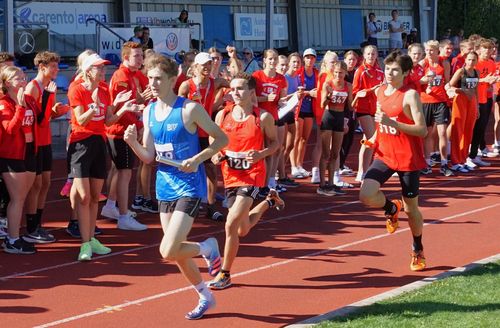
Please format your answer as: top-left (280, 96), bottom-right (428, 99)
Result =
top-left (367, 21), bottom-right (379, 38)
top-left (389, 20), bottom-right (402, 42)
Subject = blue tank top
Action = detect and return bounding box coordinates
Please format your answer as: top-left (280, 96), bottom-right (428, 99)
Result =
top-left (300, 72), bottom-right (315, 113)
top-left (148, 97), bottom-right (207, 201)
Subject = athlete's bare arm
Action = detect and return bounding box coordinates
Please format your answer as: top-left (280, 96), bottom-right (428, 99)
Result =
top-left (443, 60), bottom-right (451, 83)
top-left (321, 80), bottom-right (333, 108)
top-left (183, 101), bottom-right (228, 170)
top-left (346, 83), bottom-right (354, 111)
top-left (247, 111), bottom-right (279, 163)
top-left (178, 80), bottom-right (190, 97)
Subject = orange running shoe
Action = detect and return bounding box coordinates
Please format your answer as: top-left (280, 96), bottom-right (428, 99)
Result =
top-left (385, 199), bottom-right (403, 234)
top-left (266, 189), bottom-right (285, 211)
top-left (410, 250), bottom-right (426, 271)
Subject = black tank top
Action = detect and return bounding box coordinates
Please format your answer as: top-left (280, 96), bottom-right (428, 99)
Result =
top-left (460, 68), bottom-right (479, 89)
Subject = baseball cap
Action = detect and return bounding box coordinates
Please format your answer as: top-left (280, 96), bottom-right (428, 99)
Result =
top-left (303, 48), bottom-right (317, 57)
top-left (194, 52), bottom-right (212, 65)
top-left (82, 54), bottom-right (110, 72)
top-left (411, 28), bottom-right (418, 32)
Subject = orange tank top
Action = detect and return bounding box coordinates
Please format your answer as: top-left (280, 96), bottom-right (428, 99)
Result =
top-left (188, 77), bottom-right (215, 137)
top-left (220, 104), bottom-right (266, 188)
top-left (420, 58), bottom-right (448, 103)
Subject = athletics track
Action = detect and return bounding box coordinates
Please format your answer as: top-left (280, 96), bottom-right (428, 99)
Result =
top-left (1, 133), bottom-right (499, 328)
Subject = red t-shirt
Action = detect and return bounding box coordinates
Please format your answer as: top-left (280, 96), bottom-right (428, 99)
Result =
top-left (476, 59), bottom-right (496, 104)
top-left (174, 71), bottom-right (188, 95)
top-left (352, 62), bottom-right (384, 115)
top-left (451, 54), bottom-right (465, 75)
top-left (219, 104), bottom-right (266, 188)
top-left (187, 77), bottom-right (216, 138)
top-left (107, 65), bottom-right (145, 138)
top-left (68, 82), bottom-right (110, 143)
top-left (0, 95), bottom-right (28, 159)
top-left (404, 64), bottom-right (425, 93)
top-left (253, 70), bottom-right (287, 120)
top-left (375, 85), bottom-right (426, 171)
top-left (420, 58), bottom-right (448, 104)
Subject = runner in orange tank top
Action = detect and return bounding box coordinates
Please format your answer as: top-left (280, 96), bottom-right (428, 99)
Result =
top-left (208, 73), bottom-right (282, 290)
top-left (360, 52), bottom-right (428, 272)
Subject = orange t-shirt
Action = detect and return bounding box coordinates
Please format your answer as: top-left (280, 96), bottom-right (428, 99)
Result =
top-left (68, 82), bottom-right (110, 143)
top-left (476, 59), bottom-right (496, 104)
top-left (352, 62), bottom-right (384, 115)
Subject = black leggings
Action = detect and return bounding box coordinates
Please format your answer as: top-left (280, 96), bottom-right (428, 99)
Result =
top-left (340, 111), bottom-right (356, 168)
top-left (469, 98), bottom-right (492, 159)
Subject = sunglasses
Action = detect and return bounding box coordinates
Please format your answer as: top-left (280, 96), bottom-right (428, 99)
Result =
top-left (211, 56), bottom-right (221, 61)
top-left (243, 52), bottom-right (251, 55)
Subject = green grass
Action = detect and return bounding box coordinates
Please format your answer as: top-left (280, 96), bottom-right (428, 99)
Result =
top-left (318, 261), bottom-right (500, 328)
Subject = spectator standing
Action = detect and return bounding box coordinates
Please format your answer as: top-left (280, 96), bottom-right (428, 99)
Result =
top-left (129, 26), bottom-right (143, 44)
top-left (142, 26), bottom-right (154, 50)
top-left (366, 13), bottom-right (381, 46)
top-left (389, 10), bottom-right (404, 50)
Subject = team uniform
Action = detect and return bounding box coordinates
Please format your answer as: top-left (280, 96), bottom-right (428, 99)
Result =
top-left (365, 85), bottom-right (426, 198)
top-left (107, 64), bottom-right (146, 170)
top-left (420, 58), bottom-right (450, 127)
top-left (67, 82), bottom-right (109, 179)
top-left (252, 70), bottom-right (287, 124)
top-left (186, 77), bottom-right (216, 150)
top-left (352, 62), bottom-right (384, 117)
top-left (404, 63), bottom-right (425, 93)
top-left (219, 104), bottom-right (266, 208)
top-left (451, 54), bottom-right (466, 75)
top-left (450, 69), bottom-right (479, 168)
top-left (296, 67), bottom-right (319, 120)
top-left (321, 82), bottom-right (349, 132)
top-left (148, 97), bottom-right (207, 215)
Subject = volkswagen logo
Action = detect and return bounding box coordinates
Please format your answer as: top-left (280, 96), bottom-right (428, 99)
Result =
top-left (19, 32), bottom-right (35, 54)
top-left (166, 33), bottom-right (178, 51)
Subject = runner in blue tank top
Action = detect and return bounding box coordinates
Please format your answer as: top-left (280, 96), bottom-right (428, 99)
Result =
top-left (124, 54), bottom-right (228, 320)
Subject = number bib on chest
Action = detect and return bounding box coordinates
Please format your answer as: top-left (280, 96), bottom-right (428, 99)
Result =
top-left (225, 150), bottom-right (251, 170)
top-left (155, 143), bottom-right (174, 160)
top-left (378, 119), bottom-right (399, 136)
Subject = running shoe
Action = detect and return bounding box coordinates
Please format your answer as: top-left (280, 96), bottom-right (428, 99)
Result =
top-left (78, 242), bottom-right (92, 261)
top-left (493, 144), bottom-right (500, 154)
top-left (463, 164), bottom-right (475, 171)
top-left (450, 164), bottom-right (469, 173)
top-left (208, 272), bottom-right (232, 290)
top-left (335, 181), bottom-right (354, 188)
top-left (59, 180), bottom-right (72, 197)
top-left (275, 184), bottom-right (287, 193)
top-left (66, 220), bottom-right (102, 238)
top-left (440, 165), bottom-right (454, 177)
top-left (429, 153), bottom-right (441, 167)
top-left (466, 157), bottom-right (478, 169)
top-left (267, 188), bottom-right (285, 210)
top-left (207, 206), bottom-right (225, 222)
top-left (385, 199), bottom-right (403, 234)
top-left (472, 156), bottom-right (491, 167)
top-left (23, 226), bottom-right (56, 244)
top-left (98, 193), bottom-right (107, 202)
top-left (317, 185), bottom-right (336, 196)
top-left (420, 166), bottom-right (432, 175)
top-left (101, 205), bottom-right (119, 220)
top-left (89, 237), bottom-right (111, 255)
top-left (310, 167), bottom-right (320, 184)
top-left (410, 250), bottom-right (426, 271)
top-left (327, 184), bottom-right (347, 195)
top-left (298, 166), bottom-right (311, 177)
top-left (131, 196), bottom-right (144, 210)
top-left (3, 238), bottom-right (36, 254)
top-left (141, 198), bottom-right (159, 213)
top-left (117, 215), bottom-right (147, 231)
top-left (291, 167), bottom-right (305, 179)
top-left (277, 177), bottom-right (299, 187)
top-left (258, 186), bottom-right (270, 198)
top-left (202, 237), bottom-right (222, 277)
top-left (339, 165), bottom-right (354, 176)
top-left (185, 297), bottom-right (216, 320)
top-left (481, 147), bottom-right (498, 158)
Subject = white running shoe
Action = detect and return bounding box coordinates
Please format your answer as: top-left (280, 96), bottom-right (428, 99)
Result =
top-left (481, 148), bottom-right (498, 158)
top-left (291, 167), bottom-right (304, 179)
top-left (101, 205), bottom-right (119, 220)
top-left (339, 165), bottom-right (354, 176)
top-left (310, 167), bottom-right (320, 184)
top-left (298, 166), bottom-right (311, 177)
top-left (117, 215), bottom-right (148, 231)
top-left (466, 157), bottom-right (478, 169)
top-left (472, 156), bottom-right (491, 167)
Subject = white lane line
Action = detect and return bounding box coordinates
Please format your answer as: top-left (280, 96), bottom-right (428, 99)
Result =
top-left (32, 202), bottom-right (500, 328)
top-left (3, 168), bottom-right (499, 281)
top-left (287, 253), bottom-right (500, 327)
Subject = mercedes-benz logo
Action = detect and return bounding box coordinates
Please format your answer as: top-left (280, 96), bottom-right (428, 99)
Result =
top-left (19, 32), bottom-right (35, 54)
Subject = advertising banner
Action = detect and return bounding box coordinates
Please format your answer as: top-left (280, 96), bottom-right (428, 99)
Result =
top-left (16, 2), bottom-right (110, 35)
top-left (130, 11), bottom-right (203, 40)
top-left (367, 16), bottom-right (413, 40)
top-left (234, 13), bottom-right (288, 41)
top-left (99, 27), bottom-right (190, 59)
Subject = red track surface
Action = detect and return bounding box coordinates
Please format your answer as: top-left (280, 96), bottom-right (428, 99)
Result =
top-left (1, 137), bottom-right (499, 327)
